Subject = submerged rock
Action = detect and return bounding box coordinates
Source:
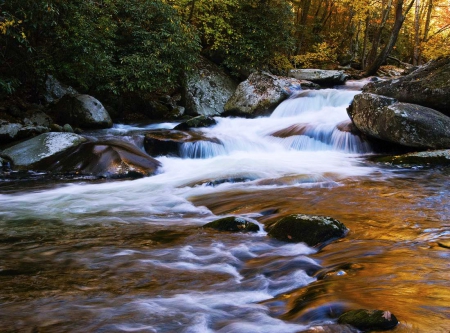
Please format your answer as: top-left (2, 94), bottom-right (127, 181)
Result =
top-left (224, 71), bottom-right (317, 117)
top-left (363, 56), bottom-right (450, 115)
top-left (300, 324), bottom-right (359, 333)
top-left (2, 132), bottom-right (87, 168)
top-left (289, 69), bottom-right (348, 86)
top-left (348, 93), bottom-right (450, 149)
top-left (338, 309), bottom-right (399, 331)
top-left (373, 149), bottom-right (450, 166)
top-left (184, 56), bottom-right (238, 116)
top-left (267, 214), bottom-right (348, 247)
top-left (52, 94), bottom-right (113, 129)
top-left (203, 216), bottom-right (260, 232)
top-left (174, 116), bottom-right (217, 131)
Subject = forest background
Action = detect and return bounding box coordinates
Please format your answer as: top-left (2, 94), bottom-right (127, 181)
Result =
top-left (1, 0), bottom-right (449, 108)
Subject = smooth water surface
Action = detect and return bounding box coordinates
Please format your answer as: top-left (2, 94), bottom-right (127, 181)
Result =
top-left (0, 87), bottom-right (449, 333)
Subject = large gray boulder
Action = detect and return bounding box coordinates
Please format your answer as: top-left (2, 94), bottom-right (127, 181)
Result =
top-left (184, 57), bottom-right (238, 116)
top-left (348, 93), bottom-right (450, 149)
top-left (52, 94), bottom-right (113, 129)
top-left (289, 69), bottom-right (348, 85)
top-left (363, 57), bottom-right (450, 116)
top-left (224, 71), bottom-right (317, 117)
top-left (2, 132), bottom-right (87, 168)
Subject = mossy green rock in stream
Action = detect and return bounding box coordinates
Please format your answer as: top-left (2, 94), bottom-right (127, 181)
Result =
top-left (338, 309), bottom-right (399, 331)
top-left (373, 150), bottom-right (450, 166)
top-left (174, 116), bottom-right (217, 131)
top-left (203, 217), bottom-right (260, 232)
top-left (267, 214), bottom-right (348, 246)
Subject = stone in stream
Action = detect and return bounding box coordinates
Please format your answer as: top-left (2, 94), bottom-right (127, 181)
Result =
top-left (203, 217), bottom-right (260, 233)
top-left (373, 149), bottom-right (450, 166)
top-left (174, 116), bottom-right (217, 131)
top-left (267, 214), bottom-right (348, 247)
top-left (224, 71), bottom-right (318, 117)
top-left (144, 129), bottom-right (222, 157)
top-left (348, 93), bottom-right (450, 149)
top-left (288, 69), bottom-right (349, 86)
top-left (338, 309), bottom-right (399, 331)
top-left (34, 138), bottom-right (161, 178)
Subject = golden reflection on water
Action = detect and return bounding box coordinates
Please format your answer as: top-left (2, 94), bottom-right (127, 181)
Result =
top-left (190, 173), bottom-right (450, 332)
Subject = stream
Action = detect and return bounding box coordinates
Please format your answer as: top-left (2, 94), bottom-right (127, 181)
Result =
top-left (0, 83), bottom-right (449, 332)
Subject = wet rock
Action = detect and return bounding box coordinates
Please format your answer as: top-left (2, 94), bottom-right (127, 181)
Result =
top-left (363, 57), bottom-right (450, 115)
top-left (300, 324), bottom-right (359, 333)
top-left (144, 129), bottom-right (221, 157)
top-left (267, 214), bottom-right (348, 247)
top-left (43, 75), bottom-right (78, 104)
top-left (2, 132), bottom-right (87, 168)
top-left (438, 240), bottom-right (450, 249)
top-left (338, 309), bottom-right (399, 331)
top-left (203, 217), bottom-right (260, 232)
top-left (373, 149), bottom-right (450, 166)
top-left (184, 56), bottom-right (238, 116)
top-left (224, 71), bottom-right (317, 117)
top-left (50, 124), bottom-right (63, 132)
top-left (34, 138), bottom-right (161, 178)
top-left (51, 94), bottom-right (113, 129)
top-left (348, 93), bottom-right (450, 149)
top-left (174, 116), bottom-right (217, 131)
top-left (289, 69), bottom-right (348, 86)
top-left (271, 124), bottom-right (309, 138)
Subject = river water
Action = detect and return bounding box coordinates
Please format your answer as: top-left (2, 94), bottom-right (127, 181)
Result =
top-left (0, 84), bottom-right (449, 332)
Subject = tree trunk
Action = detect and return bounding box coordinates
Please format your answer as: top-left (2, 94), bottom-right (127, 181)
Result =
top-left (366, 0), bottom-right (393, 67)
top-left (413, 0), bottom-right (421, 65)
top-left (365, 0), bottom-right (415, 76)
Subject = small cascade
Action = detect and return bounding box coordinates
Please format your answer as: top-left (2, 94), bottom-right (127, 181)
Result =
top-left (180, 141), bottom-right (226, 159)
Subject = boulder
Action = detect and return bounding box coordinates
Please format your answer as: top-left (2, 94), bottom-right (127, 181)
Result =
top-left (363, 57), bottom-right (450, 115)
top-left (373, 149), bottom-right (450, 166)
top-left (224, 71), bottom-right (318, 117)
top-left (33, 138), bottom-right (161, 178)
top-left (348, 93), bottom-right (450, 149)
top-left (338, 309), bottom-right (398, 331)
top-left (52, 94), bottom-right (113, 129)
top-left (0, 121), bottom-right (23, 143)
top-left (43, 75), bottom-right (78, 104)
top-left (184, 57), bottom-right (238, 116)
top-left (267, 214), bottom-right (348, 247)
top-left (2, 132), bottom-right (87, 168)
top-left (203, 217), bottom-right (260, 232)
top-left (23, 110), bottom-right (53, 128)
top-left (289, 69), bottom-right (348, 86)
top-left (174, 116), bottom-right (217, 131)
top-left (144, 129), bottom-right (221, 157)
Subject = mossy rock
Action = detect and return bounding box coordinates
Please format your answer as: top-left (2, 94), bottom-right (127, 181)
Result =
top-left (338, 309), bottom-right (398, 331)
top-left (203, 217), bottom-right (260, 232)
top-left (267, 214), bottom-right (348, 247)
top-left (373, 150), bottom-right (450, 166)
top-left (174, 116), bottom-right (217, 130)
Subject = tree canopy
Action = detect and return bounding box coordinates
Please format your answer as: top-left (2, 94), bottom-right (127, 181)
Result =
top-left (1, 0), bottom-right (449, 98)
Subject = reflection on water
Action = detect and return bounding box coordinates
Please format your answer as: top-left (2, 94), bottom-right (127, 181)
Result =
top-left (1, 88), bottom-right (449, 332)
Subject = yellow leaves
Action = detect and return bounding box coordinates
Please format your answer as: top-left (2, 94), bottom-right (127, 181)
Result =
top-left (0, 19), bottom-right (17, 35)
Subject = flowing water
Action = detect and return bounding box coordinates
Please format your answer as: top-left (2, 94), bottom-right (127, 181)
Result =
top-left (0, 83), bottom-right (449, 333)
